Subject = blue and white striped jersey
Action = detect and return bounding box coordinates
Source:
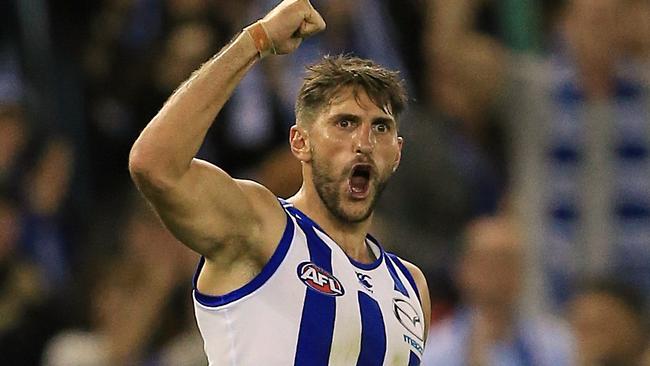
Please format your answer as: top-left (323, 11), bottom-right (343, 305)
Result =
top-left (193, 200), bottom-right (425, 365)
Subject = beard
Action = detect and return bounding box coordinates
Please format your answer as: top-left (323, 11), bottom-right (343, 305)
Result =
top-left (311, 152), bottom-right (391, 223)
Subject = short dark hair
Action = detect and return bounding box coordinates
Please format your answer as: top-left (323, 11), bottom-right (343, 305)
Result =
top-left (295, 54), bottom-right (408, 125)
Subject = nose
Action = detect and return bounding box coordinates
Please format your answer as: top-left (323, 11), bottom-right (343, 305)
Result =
top-left (354, 122), bottom-right (375, 154)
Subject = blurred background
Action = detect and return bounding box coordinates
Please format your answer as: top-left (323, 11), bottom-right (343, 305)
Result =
top-left (1, 0), bottom-right (649, 365)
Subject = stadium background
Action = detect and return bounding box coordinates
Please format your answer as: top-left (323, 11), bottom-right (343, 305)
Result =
top-left (1, 0), bottom-right (649, 364)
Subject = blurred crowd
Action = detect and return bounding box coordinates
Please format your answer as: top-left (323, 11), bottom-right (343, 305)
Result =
top-left (1, 0), bottom-right (649, 365)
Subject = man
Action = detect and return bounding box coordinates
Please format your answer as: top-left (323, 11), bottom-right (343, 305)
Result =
top-left (422, 216), bottom-right (574, 366)
top-left (128, 0), bottom-right (431, 365)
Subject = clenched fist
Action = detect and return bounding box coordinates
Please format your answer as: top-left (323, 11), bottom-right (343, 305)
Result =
top-left (257, 0), bottom-right (326, 55)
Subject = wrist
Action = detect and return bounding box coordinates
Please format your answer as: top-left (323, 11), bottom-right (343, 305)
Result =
top-left (244, 21), bottom-right (277, 59)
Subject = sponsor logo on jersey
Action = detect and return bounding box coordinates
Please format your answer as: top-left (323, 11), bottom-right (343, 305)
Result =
top-left (393, 298), bottom-right (424, 341)
top-left (356, 272), bottom-right (373, 292)
top-left (297, 262), bottom-right (345, 296)
top-left (403, 334), bottom-right (424, 355)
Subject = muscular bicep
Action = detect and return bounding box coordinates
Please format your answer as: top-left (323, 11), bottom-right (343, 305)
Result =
top-left (137, 158), bottom-right (280, 257)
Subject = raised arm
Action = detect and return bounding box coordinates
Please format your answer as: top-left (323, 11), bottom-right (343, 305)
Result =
top-left (128, 0), bottom-right (325, 258)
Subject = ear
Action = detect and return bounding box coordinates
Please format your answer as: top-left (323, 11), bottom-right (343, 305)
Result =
top-left (392, 136), bottom-right (404, 172)
top-left (289, 125), bottom-right (311, 162)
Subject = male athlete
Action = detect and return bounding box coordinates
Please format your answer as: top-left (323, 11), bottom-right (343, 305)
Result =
top-left (129, 0), bottom-right (431, 364)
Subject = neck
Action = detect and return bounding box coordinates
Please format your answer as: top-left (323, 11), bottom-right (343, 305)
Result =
top-left (288, 185), bottom-right (376, 264)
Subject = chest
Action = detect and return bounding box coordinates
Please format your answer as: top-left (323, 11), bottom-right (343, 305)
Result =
top-left (291, 250), bottom-right (425, 364)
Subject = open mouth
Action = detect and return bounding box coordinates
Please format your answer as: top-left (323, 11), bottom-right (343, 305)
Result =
top-left (348, 164), bottom-right (372, 198)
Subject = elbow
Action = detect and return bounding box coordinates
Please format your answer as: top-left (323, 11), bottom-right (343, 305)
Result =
top-left (128, 145), bottom-right (154, 189)
top-left (128, 145), bottom-right (175, 194)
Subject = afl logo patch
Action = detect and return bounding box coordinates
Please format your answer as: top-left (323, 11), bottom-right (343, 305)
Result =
top-left (297, 262), bottom-right (345, 296)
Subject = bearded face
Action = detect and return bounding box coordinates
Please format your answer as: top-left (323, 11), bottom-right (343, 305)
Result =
top-left (295, 87), bottom-right (403, 224)
top-left (310, 146), bottom-right (392, 223)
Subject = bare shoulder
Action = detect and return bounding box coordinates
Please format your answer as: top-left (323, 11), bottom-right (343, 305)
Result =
top-left (236, 178), bottom-right (276, 201)
top-left (235, 179), bottom-right (288, 255)
top-left (399, 259), bottom-right (432, 340)
top-left (235, 179), bottom-right (284, 217)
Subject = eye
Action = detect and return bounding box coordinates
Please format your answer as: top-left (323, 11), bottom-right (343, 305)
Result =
top-left (337, 119), bottom-right (353, 128)
top-left (373, 122), bottom-right (390, 133)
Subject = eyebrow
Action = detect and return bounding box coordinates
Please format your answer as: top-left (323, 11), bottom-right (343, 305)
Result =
top-left (328, 113), bottom-right (396, 126)
top-left (372, 116), bottom-right (396, 126)
top-left (328, 113), bottom-right (360, 123)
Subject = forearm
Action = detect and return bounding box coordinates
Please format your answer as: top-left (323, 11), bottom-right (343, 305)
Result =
top-left (129, 31), bottom-right (258, 188)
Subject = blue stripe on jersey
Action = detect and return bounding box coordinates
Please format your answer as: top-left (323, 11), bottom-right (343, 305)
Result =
top-left (408, 351), bottom-right (421, 366)
top-left (385, 255), bottom-right (410, 298)
top-left (294, 221), bottom-right (336, 366)
top-left (388, 253), bottom-right (421, 303)
top-left (192, 211), bottom-right (294, 307)
top-left (356, 291), bottom-right (387, 366)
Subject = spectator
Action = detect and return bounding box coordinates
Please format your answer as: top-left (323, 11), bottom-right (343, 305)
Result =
top-left (422, 215), bottom-right (574, 366)
top-left (0, 191), bottom-right (60, 365)
top-left (0, 102), bottom-right (77, 292)
top-left (42, 193), bottom-right (200, 365)
top-left (428, 0), bottom-right (650, 308)
top-left (21, 137), bottom-right (75, 292)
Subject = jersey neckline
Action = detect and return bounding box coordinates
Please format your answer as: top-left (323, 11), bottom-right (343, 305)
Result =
top-left (280, 199), bottom-right (385, 271)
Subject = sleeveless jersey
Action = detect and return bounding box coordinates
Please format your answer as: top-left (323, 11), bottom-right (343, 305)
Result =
top-left (193, 200), bottom-right (425, 365)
